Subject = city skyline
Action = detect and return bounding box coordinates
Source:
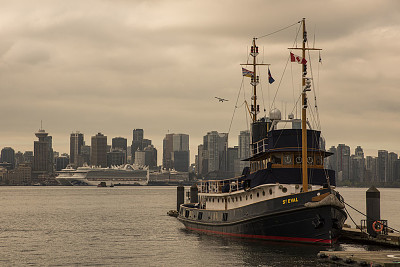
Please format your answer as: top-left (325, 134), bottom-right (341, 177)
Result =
top-left (1, 1), bottom-right (400, 160)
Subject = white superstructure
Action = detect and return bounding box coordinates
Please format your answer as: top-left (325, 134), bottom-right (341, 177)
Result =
top-left (56, 164), bottom-right (149, 186)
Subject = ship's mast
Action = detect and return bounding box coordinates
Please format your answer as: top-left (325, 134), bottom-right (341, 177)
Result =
top-left (288, 18), bottom-right (321, 192)
top-left (251, 38), bottom-right (258, 122)
top-left (241, 38), bottom-right (269, 123)
top-left (301, 18), bottom-right (308, 193)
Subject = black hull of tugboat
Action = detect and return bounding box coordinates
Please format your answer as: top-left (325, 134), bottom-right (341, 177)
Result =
top-left (177, 190), bottom-right (347, 245)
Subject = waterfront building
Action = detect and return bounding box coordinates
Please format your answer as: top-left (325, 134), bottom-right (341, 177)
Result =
top-left (91, 133), bottom-right (107, 167)
top-left (70, 132), bottom-right (84, 167)
top-left (1, 147), bottom-right (15, 169)
top-left (5, 164), bottom-right (32, 185)
top-left (33, 128), bottom-right (53, 182)
top-left (112, 137), bottom-right (127, 164)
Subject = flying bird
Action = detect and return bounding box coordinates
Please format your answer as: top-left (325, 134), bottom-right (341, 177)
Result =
top-left (215, 97), bottom-right (228, 103)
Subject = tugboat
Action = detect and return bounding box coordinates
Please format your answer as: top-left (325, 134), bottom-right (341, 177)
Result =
top-left (177, 18), bottom-right (347, 245)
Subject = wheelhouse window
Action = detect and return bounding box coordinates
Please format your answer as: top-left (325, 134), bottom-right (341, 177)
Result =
top-left (283, 154), bottom-right (293, 165)
top-left (271, 154), bottom-right (282, 164)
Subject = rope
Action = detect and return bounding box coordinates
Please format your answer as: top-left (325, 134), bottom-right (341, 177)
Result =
top-left (228, 77), bottom-right (245, 134)
top-left (270, 22), bottom-right (302, 111)
top-left (342, 200), bottom-right (400, 234)
top-left (257, 21), bottom-right (301, 39)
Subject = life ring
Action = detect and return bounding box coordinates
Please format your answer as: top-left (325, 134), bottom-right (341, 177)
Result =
top-left (372, 220), bottom-right (383, 232)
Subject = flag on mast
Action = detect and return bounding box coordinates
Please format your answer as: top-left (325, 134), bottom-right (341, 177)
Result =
top-left (242, 67), bottom-right (254, 77)
top-left (268, 67), bottom-right (275, 84)
top-left (290, 52), bottom-right (307, 65)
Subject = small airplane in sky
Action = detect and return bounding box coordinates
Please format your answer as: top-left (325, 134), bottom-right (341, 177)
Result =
top-left (215, 97), bottom-right (228, 102)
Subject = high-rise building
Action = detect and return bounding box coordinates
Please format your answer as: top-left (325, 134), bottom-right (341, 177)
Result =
top-left (23, 151), bottom-right (34, 165)
top-left (238, 130), bottom-right (250, 175)
top-left (377, 150), bottom-right (388, 183)
top-left (336, 144), bottom-right (350, 181)
top-left (107, 150), bottom-right (125, 167)
top-left (227, 146), bottom-right (238, 176)
top-left (1, 147), bottom-right (15, 169)
top-left (326, 146), bottom-right (337, 172)
top-left (33, 128), bottom-right (53, 182)
top-left (70, 132), bottom-right (84, 167)
top-left (131, 129), bottom-right (144, 163)
top-left (55, 156), bottom-right (69, 171)
top-left (134, 145), bottom-right (157, 168)
top-left (199, 131), bottom-right (228, 177)
top-left (91, 133), bottom-right (107, 167)
top-left (394, 159), bottom-right (400, 182)
top-left (163, 134), bottom-right (174, 169)
top-left (112, 137), bottom-right (127, 164)
top-left (163, 133), bottom-right (190, 172)
top-left (388, 152), bottom-right (398, 183)
top-left (365, 156), bottom-right (377, 182)
top-left (350, 146), bottom-right (365, 183)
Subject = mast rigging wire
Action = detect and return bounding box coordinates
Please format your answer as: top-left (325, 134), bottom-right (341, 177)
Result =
top-left (257, 21), bottom-right (301, 39)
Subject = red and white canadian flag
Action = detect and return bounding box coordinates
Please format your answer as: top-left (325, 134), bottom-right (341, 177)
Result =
top-left (290, 52), bottom-right (307, 65)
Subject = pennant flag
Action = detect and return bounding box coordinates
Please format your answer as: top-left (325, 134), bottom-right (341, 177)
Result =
top-left (290, 52), bottom-right (307, 65)
top-left (268, 67), bottom-right (275, 84)
top-left (242, 67), bottom-right (254, 77)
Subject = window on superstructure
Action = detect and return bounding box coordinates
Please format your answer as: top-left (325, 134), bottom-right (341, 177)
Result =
top-left (271, 154), bottom-right (282, 164)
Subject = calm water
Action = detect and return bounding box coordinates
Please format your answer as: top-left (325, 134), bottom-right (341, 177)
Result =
top-left (0, 186), bottom-right (398, 266)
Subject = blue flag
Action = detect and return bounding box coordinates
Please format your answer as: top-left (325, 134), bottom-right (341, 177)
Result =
top-left (268, 67), bottom-right (275, 84)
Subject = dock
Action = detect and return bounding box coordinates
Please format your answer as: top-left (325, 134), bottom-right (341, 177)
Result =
top-left (340, 227), bottom-right (400, 247)
top-left (318, 250), bottom-right (400, 266)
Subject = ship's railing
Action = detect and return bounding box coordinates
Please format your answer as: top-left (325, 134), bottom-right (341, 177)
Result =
top-left (251, 138), bottom-right (268, 155)
top-left (199, 177), bottom-right (244, 194)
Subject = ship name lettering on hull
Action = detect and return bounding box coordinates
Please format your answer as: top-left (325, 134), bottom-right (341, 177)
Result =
top-left (282, 198), bottom-right (298, 205)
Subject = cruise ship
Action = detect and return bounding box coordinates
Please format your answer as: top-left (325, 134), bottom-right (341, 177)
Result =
top-left (56, 164), bottom-right (149, 186)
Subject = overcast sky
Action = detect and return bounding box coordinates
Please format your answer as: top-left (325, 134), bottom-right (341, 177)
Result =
top-left (1, 0), bottom-right (400, 163)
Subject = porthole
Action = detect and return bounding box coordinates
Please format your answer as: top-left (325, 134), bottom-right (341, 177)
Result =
top-left (240, 196), bottom-right (242, 201)
top-left (282, 187), bottom-right (287, 193)
top-left (246, 195), bottom-right (248, 200)
top-left (236, 197), bottom-right (238, 202)
top-left (262, 191), bottom-right (265, 196)
top-left (269, 189), bottom-right (273, 195)
top-left (212, 198), bottom-right (215, 202)
top-left (257, 192), bottom-right (259, 198)
top-left (250, 194), bottom-right (253, 199)
top-left (232, 198), bottom-right (234, 203)
top-left (218, 199), bottom-right (220, 203)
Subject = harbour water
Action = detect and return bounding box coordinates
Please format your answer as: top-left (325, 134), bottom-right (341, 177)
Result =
top-left (0, 186), bottom-right (398, 266)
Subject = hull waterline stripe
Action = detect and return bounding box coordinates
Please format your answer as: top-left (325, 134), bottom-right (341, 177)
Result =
top-left (186, 226), bottom-right (335, 244)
